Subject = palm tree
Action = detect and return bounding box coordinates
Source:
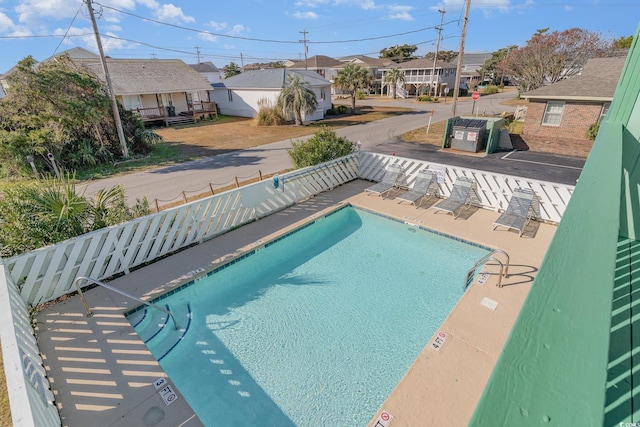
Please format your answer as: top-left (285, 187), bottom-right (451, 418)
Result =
top-left (334, 64), bottom-right (372, 113)
top-left (277, 74), bottom-right (318, 126)
top-left (384, 67), bottom-right (405, 99)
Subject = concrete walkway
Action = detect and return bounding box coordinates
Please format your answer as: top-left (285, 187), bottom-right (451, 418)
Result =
top-left (37, 180), bottom-right (555, 427)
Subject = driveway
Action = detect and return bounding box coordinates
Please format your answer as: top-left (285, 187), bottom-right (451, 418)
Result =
top-left (81, 91), bottom-right (583, 206)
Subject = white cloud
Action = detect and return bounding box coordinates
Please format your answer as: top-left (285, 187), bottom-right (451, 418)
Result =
top-left (0, 10), bottom-right (15, 31)
top-left (334, 0), bottom-right (376, 10)
top-left (227, 24), bottom-right (246, 36)
top-left (294, 0), bottom-right (330, 7)
top-left (208, 21), bottom-right (227, 31)
top-left (293, 11), bottom-right (319, 19)
top-left (198, 31), bottom-right (217, 42)
top-left (152, 4), bottom-right (195, 24)
top-left (437, 0), bottom-right (511, 11)
top-left (136, 0), bottom-right (159, 8)
top-left (15, 0), bottom-right (83, 25)
top-left (387, 5), bottom-right (413, 21)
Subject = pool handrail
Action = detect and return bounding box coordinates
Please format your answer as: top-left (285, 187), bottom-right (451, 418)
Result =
top-left (465, 249), bottom-right (510, 289)
top-left (73, 276), bottom-right (179, 329)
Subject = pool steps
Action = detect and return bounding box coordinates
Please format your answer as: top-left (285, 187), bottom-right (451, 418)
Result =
top-left (128, 303), bottom-right (193, 361)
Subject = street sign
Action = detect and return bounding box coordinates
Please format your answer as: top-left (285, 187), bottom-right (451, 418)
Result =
top-left (472, 91), bottom-right (480, 100)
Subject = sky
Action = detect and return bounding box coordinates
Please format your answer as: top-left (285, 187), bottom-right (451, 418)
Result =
top-left (0, 0), bottom-right (638, 73)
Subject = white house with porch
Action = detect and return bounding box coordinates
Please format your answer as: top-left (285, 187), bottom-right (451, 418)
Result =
top-left (210, 69), bottom-right (332, 122)
top-left (381, 58), bottom-right (458, 98)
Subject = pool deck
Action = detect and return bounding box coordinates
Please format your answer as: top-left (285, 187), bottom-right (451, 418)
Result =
top-left (36, 179), bottom-right (556, 427)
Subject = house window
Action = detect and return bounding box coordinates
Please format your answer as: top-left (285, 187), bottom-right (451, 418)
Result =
top-left (122, 95), bottom-right (142, 110)
top-left (598, 103), bottom-right (611, 123)
top-left (320, 88), bottom-right (325, 100)
top-left (542, 101), bottom-right (565, 126)
top-left (227, 90), bottom-right (233, 102)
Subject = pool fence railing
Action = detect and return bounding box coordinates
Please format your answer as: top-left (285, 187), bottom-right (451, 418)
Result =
top-left (0, 151), bottom-right (575, 427)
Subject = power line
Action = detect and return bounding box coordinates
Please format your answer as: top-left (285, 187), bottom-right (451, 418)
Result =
top-left (51, 8), bottom-right (82, 57)
top-left (92, 1), bottom-right (456, 46)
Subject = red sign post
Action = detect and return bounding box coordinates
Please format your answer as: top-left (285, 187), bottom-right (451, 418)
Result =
top-left (471, 91), bottom-right (480, 115)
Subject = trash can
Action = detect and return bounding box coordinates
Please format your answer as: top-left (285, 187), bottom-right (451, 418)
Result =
top-left (450, 119), bottom-right (487, 152)
top-left (166, 105), bottom-right (176, 117)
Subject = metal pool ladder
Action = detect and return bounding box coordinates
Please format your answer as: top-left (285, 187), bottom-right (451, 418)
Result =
top-left (73, 276), bottom-right (179, 329)
top-left (464, 249), bottom-right (510, 289)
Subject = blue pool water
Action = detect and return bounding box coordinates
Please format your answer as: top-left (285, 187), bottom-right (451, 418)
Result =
top-left (128, 206), bottom-right (489, 426)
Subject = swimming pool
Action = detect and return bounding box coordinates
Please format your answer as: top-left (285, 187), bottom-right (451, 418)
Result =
top-left (127, 205), bottom-right (489, 426)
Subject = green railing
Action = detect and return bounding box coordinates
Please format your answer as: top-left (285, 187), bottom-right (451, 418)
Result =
top-left (470, 24), bottom-right (640, 426)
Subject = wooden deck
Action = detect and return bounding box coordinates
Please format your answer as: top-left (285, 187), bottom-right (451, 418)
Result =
top-left (133, 102), bottom-right (218, 127)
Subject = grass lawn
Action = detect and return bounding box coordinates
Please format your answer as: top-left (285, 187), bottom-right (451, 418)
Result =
top-left (73, 106), bottom-right (411, 181)
top-left (0, 342), bottom-right (12, 426)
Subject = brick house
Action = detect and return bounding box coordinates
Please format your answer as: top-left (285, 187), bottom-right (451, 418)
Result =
top-left (521, 56), bottom-right (627, 157)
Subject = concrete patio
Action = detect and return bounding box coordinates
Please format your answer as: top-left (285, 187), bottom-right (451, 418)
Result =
top-left (36, 179), bottom-right (555, 427)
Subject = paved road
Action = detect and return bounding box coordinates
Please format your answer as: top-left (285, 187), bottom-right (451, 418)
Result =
top-left (81, 91), bottom-right (583, 206)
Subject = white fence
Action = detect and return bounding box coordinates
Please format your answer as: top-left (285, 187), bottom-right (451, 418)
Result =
top-left (5, 156), bottom-right (359, 306)
top-left (1, 152), bottom-right (575, 426)
top-left (0, 264), bottom-right (60, 427)
top-left (358, 152), bottom-right (573, 223)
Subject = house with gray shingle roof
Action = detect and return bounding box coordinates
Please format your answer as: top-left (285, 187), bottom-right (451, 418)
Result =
top-left (2, 47), bottom-right (216, 125)
top-left (520, 56), bottom-right (627, 157)
top-left (189, 62), bottom-right (223, 84)
top-left (332, 56), bottom-right (398, 95)
top-left (75, 56), bottom-right (215, 125)
top-left (209, 69), bottom-right (331, 121)
top-left (287, 55), bottom-right (342, 78)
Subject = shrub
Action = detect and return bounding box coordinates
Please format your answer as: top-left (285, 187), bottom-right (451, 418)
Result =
top-left (337, 105), bottom-right (349, 114)
top-left (256, 98), bottom-right (286, 126)
top-left (288, 126), bottom-right (355, 168)
top-left (325, 108), bottom-right (336, 116)
top-left (416, 95), bottom-right (432, 102)
top-left (459, 88), bottom-right (468, 97)
top-left (586, 122), bottom-right (600, 141)
top-left (484, 85), bottom-right (500, 95)
top-left (355, 89), bottom-right (366, 100)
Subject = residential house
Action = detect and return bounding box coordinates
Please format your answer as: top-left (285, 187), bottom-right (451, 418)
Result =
top-left (521, 56), bottom-right (627, 157)
top-left (287, 55), bottom-right (342, 81)
top-left (451, 52), bottom-right (492, 90)
top-left (189, 62), bottom-right (223, 84)
top-left (1, 47), bottom-right (216, 126)
top-left (75, 56), bottom-right (215, 125)
top-left (210, 69), bottom-right (331, 122)
top-left (380, 58), bottom-right (458, 98)
top-left (333, 55), bottom-right (398, 95)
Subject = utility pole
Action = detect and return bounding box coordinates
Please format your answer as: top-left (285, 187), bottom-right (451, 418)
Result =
top-left (195, 46), bottom-right (201, 63)
top-left (430, 9), bottom-right (445, 97)
top-left (240, 53), bottom-right (244, 72)
top-left (85, 0), bottom-right (129, 158)
top-left (299, 30), bottom-right (309, 70)
top-left (451, 0), bottom-right (471, 118)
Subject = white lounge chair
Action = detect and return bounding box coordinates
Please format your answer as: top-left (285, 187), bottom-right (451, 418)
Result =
top-left (493, 188), bottom-right (538, 237)
top-left (432, 176), bottom-right (478, 219)
top-left (364, 163), bottom-right (404, 198)
top-left (395, 169), bottom-right (440, 208)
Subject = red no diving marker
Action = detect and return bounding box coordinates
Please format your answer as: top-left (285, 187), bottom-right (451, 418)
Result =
top-left (472, 91), bottom-right (480, 101)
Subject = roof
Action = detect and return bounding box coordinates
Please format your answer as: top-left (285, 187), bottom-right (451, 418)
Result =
top-left (189, 62), bottom-right (219, 72)
top-left (215, 69), bottom-right (330, 90)
top-left (522, 56), bottom-right (628, 101)
top-left (287, 55), bottom-right (342, 69)
top-left (76, 58), bottom-right (213, 95)
top-left (452, 52), bottom-right (492, 66)
top-left (398, 58), bottom-right (456, 70)
top-left (338, 55), bottom-right (398, 68)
